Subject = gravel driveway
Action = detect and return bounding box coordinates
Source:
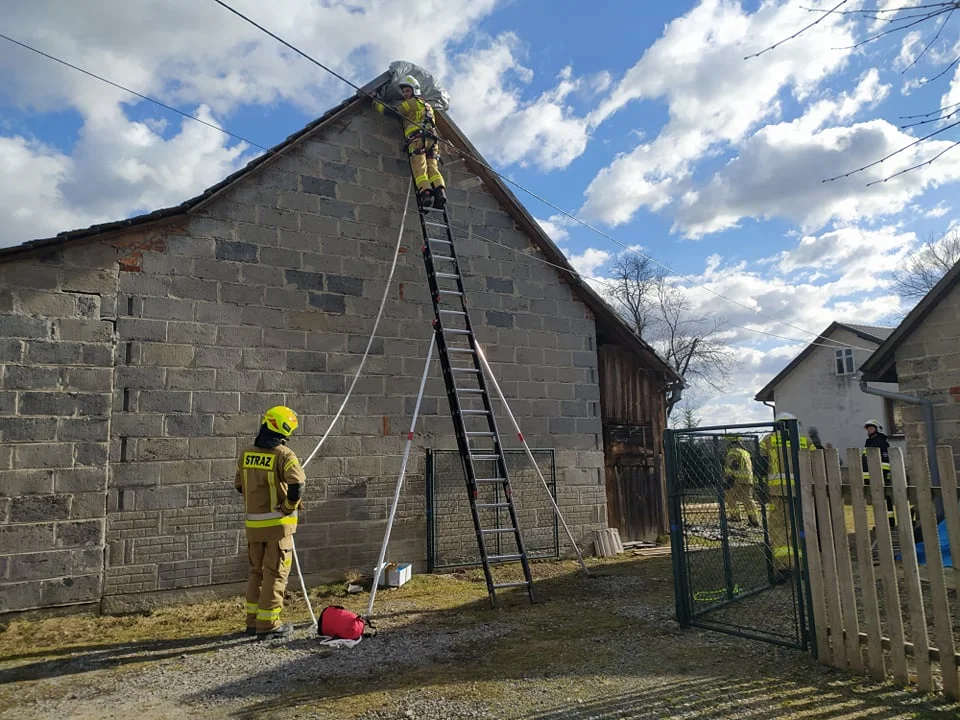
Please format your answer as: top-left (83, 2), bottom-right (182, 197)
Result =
top-left (2, 555), bottom-right (958, 719)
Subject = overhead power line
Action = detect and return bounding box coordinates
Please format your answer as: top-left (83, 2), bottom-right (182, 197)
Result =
top-left (208, 0), bottom-right (864, 353)
top-left (5, 20), bottom-right (869, 354)
top-left (0, 32), bottom-right (268, 152)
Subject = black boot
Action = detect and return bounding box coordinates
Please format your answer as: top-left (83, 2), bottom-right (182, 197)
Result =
top-left (256, 622), bottom-right (294, 641)
top-left (418, 188), bottom-right (433, 208)
top-left (432, 186), bottom-right (447, 210)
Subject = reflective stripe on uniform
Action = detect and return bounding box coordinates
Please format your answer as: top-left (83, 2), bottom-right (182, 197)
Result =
top-left (245, 602), bottom-right (258, 615)
top-left (283, 457), bottom-right (299, 473)
top-left (282, 555), bottom-right (293, 569)
top-left (257, 607), bottom-right (282, 621)
top-left (245, 511), bottom-right (298, 528)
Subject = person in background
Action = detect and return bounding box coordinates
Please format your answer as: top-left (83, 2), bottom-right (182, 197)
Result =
top-left (808, 426), bottom-right (824, 450)
top-left (759, 412), bottom-right (814, 581)
top-left (723, 437), bottom-right (760, 527)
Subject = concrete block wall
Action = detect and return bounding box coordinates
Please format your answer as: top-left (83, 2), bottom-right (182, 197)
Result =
top-left (891, 280), bottom-right (960, 470)
top-left (0, 101), bottom-right (608, 613)
top-left (0, 244), bottom-right (119, 612)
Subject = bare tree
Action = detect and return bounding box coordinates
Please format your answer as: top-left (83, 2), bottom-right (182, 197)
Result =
top-left (654, 279), bottom-right (733, 397)
top-left (608, 253), bottom-right (734, 415)
top-left (748, 2), bottom-right (960, 183)
top-left (608, 253), bottom-right (658, 336)
top-left (893, 229), bottom-right (960, 299)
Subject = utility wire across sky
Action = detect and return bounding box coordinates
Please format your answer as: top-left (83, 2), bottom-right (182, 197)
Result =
top-left (1, 26), bottom-right (872, 354)
top-left (207, 0), bottom-right (871, 352)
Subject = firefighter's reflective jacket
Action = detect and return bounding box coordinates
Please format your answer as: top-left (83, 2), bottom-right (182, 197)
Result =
top-left (759, 432), bottom-right (814, 496)
top-left (234, 444), bottom-right (306, 542)
top-left (375, 96), bottom-right (437, 141)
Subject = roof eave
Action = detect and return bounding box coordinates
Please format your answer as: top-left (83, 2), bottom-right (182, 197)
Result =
top-left (0, 72), bottom-right (393, 262)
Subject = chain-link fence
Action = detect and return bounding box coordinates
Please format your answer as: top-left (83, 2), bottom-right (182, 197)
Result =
top-left (666, 421), bottom-right (811, 649)
top-left (426, 448), bottom-right (558, 570)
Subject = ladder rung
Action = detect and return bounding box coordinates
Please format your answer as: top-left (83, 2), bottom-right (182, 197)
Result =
top-left (481, 528), bottom-right (516, 535)
top-left (437, 289), bottom-right (463, 296)
top-left (424, 220), bottom-right (448, 227)
top-left (432, 255), bottom-right (456, 262)
top-left (422, 206), bottom-right (445, 212)
top-left (487, 554), bottom-right (523, 563)
top-left (476, 502), bottom-right (509, 509)
top-left (457, 388), bottom-right (485, 394)
top-left (475, 477), bottom-right (504, 483)
top-left (461, 409), bottom-right (490, 415)
top-left (434, 272), bottom-right (461, 280)
top-left (445, 329), bottom-right (472, 335)
top-left (428, 238), bottom-right (452, 244)
top-left (466, 431), bottom-right (496, 436)
top-left (471, 454), bottom-right (500, 461)
top-left (493, 582), bottom-right (530, 590)
top-left (452, 366), bottom-right (479, 371)
top-left (448, 347), bottom-right (475, 353)
top-left (438, 309), bottom-right (466, 315)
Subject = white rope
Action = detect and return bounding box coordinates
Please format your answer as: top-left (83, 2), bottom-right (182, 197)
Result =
top-left (291, 177), bottom-right (414, 627)
top-left (301, 177), bottom-right (413, 468)
top-left (475, 344), bottom-right (590, 575)
top-left (366, 334), bottom-right (436, 619)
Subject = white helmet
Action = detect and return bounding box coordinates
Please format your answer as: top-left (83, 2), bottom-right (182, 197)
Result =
top-left (775, 412), bottom-right (797, 422)
top-left (864, 419), bottom-right (882, 430)
top-left (398, 75), bottom-right (421, 96)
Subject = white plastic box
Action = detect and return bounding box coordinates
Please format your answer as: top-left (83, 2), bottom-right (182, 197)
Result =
top-left (379, 562), bottom-right (412, 587)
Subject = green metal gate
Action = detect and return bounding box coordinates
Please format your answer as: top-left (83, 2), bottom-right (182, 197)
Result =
top-left (666, 420), bottom-right (814, 651)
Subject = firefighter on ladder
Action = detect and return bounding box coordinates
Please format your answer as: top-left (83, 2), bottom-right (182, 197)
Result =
top-left (723, 437), bottom-right (759, 527)
top-left (373, 75), bottom-right (447, 210)
top-left (759, 412), bottom-right (814, 582)
top-left (236, 406), bottom-right (306, 640)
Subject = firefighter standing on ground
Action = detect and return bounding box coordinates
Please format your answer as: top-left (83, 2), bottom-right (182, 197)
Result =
top-left (862, 418), bottom-right (895, 529)
top-left (235, 406), bottom-right (306, 640)
top-left (723, 438), bottom-right (759, 527)
top-left (759, 412), bottom-right (814, 577)
top-left (373, 75), bottom-right (447, 209)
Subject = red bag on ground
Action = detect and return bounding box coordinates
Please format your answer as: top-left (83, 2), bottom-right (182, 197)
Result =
top-left (319, 605), bottom-right (365, 640)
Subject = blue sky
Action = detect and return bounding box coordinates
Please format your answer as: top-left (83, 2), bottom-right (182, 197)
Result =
top-left (2, 0), bottom-right (959, 423)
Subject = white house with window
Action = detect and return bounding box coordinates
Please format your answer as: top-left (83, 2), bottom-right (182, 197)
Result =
top-left (754, 322), bottom-right (902, 464)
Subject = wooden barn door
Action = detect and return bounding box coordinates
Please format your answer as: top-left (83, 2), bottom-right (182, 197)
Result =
top-left (604, 424), bottom-right (664, 541)
top-left (597, 344), bottom-right (667, 543)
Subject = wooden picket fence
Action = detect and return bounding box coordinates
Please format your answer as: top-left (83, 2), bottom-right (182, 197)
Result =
top-left (799, 445), bottom-right (960, 699)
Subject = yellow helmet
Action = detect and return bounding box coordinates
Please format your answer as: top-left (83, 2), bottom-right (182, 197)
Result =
top-left (263, 406), bottom-right (298, 437)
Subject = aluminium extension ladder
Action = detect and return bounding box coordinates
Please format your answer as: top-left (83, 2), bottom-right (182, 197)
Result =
top-left (415, 194), bottom-right (536, 607)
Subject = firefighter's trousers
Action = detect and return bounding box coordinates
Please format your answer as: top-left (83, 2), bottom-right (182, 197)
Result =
top-left (766, 493), bottom-right (796, 571)
top-left (245, 535), bottom-right (294, 632)
top-left (724, 481), bottom-right (759, 524)
top-left (407, 137), bottom-right (444, 192)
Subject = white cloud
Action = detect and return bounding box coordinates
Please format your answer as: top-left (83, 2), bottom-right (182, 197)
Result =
top-left (896, 31), bottom-right (924, 70)
top-left (536, 215), bottom-right (571, 243)
top-left (565, 247), bottom-right (611, 277)
top-left (0, 0), bottom-right (514, 247)
top-left (580, 0), bottom-right (857, 226)
top-left (924, 201), bottom-right (950, 218)
top-left (443, 39), bottom-right (593, 170)
top-left (0, 136), bottom-right (92, 243)
top-left (0, 107), bottom-right (249, 246)
top-left (672, 115), bottom-right (960, 237)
